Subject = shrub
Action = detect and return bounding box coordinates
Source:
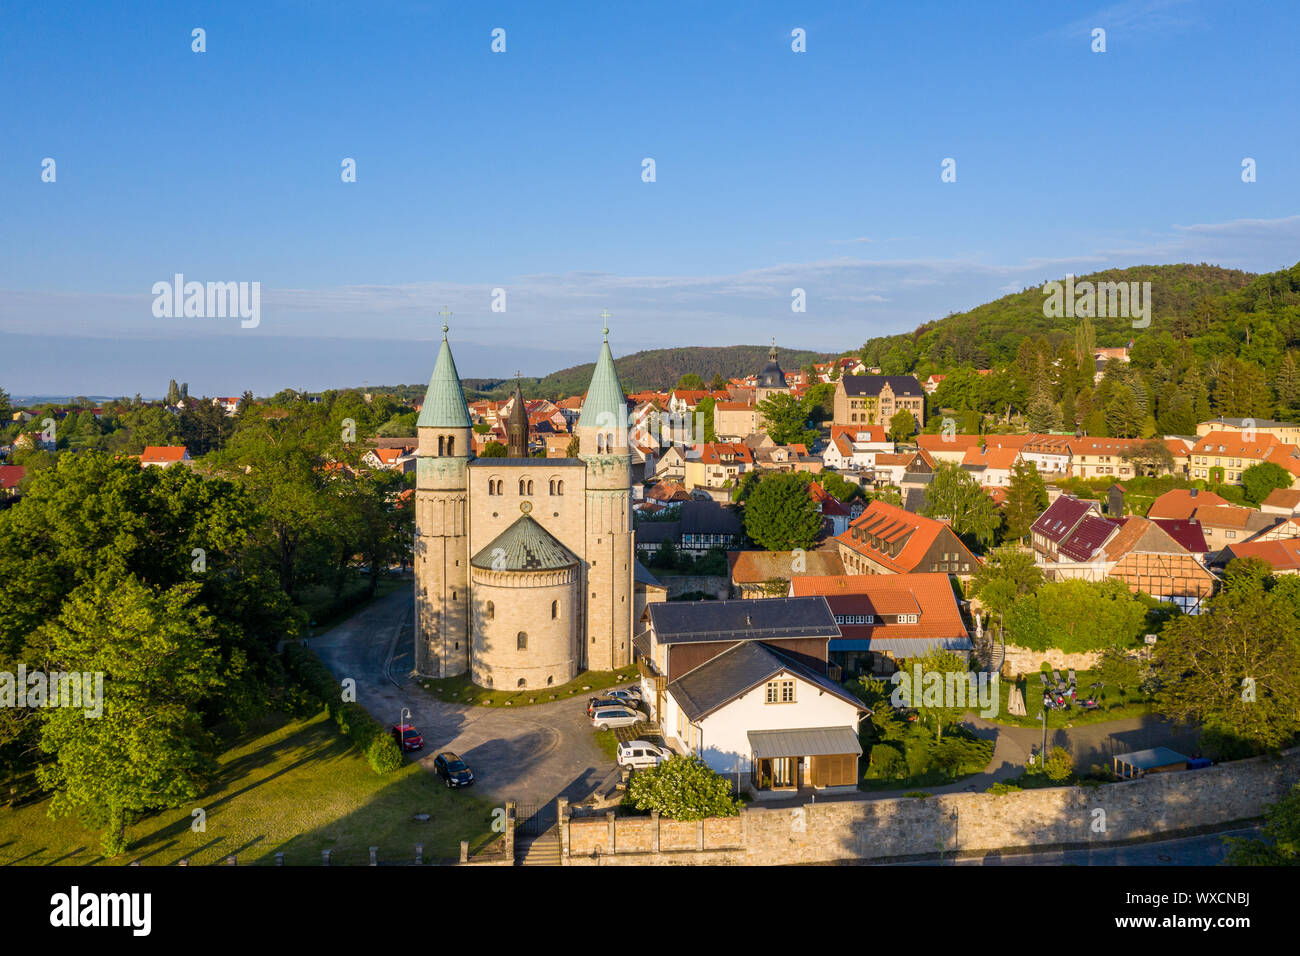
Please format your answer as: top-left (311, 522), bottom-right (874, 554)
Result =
top-left (986, 782), bottom-right (1022, 795)
top-left (903, 791), bottom-right (931, 799)
top-left (1044, 746), bottom-right (1074, 782)
top-left (282, 645), bottom-right (402, 775)
top-left (625, 755), bottom-right (741, 820)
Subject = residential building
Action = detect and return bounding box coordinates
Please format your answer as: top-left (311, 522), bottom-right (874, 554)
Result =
top-left (1188, 431), bottom-right (1300, 487)
top-left (714, 402), bottom-right (759, 441)
top-left (1195, 417), bottom-right (1300, 443)
top-left (0, 465), bottom-right (25, 499)
top-left (1211, 539), bottom-right (1300, 575)
top-left (835, 499), bottom-right (979, 577)
top-left (961, 444), bottom-right (1020, 488)
top-left (685, 442), bottom-right (755, 489)
top-left (832, 375), bottom-right (925, 428)
top-left (790, 573), bottom-right (970, 676)
top-left (139, 445), bottom-right (191, 468)
top-left (635, 597), bottom-right (866, 796)
top-left (362, 446), bottom-right (416, 473)
top-left (727, 549), bottom-right (846, 598)
top-left (1261, 488), bottom-right (1300, 517)
top-left (1147, 488), bottom-right (1229, 521)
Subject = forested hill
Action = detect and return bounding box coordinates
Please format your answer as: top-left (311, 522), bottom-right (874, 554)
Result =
top-left (859, 263), bottom-right (1259, 373)
top-left (464, 344), bottom-right (832, 400)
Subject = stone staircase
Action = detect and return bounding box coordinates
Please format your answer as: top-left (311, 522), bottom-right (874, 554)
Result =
top-left (516, 827), bottom-right (562, 866)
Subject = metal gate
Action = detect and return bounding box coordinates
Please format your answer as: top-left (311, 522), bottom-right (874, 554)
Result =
top-left (514, 802), bottom-right (556, 836)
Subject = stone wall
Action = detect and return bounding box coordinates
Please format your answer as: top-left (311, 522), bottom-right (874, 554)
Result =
top-left (561, 747), bottom-right (1299, 865)
top-left (1001, 643), bottom-right (1104, 677)
top-left (653, 574), bottom-right (731, 601)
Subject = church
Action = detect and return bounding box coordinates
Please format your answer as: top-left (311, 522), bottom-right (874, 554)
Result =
top-left (412, 321), bottom-right (635, 689)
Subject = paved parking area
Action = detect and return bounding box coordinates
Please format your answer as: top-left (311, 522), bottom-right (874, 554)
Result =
top-left (312, 589), bottom-right (622, 807)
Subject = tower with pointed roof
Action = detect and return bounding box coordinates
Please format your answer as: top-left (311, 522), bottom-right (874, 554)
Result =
top-left (413, 316), bottom-right (636, 685)
top-left (577, 319), bottom-right (635, 672)
top-left (414, 319), bottom-right (474, 678)
top-left (505, 378), bottom-right (529, 458)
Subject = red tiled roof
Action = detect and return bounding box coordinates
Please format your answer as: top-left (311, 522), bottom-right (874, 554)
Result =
top-left (1222, 539), bottom-right (1300, 572)
top-left (1190, 430), bottom-right (1279, 459)
top-left (791, 572), bottom-right (968, 642)
top-left (835, 500), bottom-right (976, 574)
top-left (0, 465), bottom-right (25, 490)
top-left (1146, 489), bottom-right (1229, 521)
top-left (140, 445), bottom-right (188, 464)
top-left (698, 442), bottom-right (754, 465)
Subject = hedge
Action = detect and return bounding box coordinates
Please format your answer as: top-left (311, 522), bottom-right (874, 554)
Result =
top-left (283, 643), bottom-right (403, 775)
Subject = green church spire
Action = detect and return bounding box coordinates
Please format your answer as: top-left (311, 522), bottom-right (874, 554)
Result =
top-left (577, 312), bottom-right (627, 432)
top-left (417, 314), bottom-right (472, 429)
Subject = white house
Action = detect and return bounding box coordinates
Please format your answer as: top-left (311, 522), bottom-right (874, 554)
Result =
top-left (636, 598), bottom-right (867, 797)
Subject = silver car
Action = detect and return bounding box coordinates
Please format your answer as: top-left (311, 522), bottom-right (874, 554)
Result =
top-left (591, 706), bottom-right (644, 731)
top-left (605, 688), bottom-right (642, 706)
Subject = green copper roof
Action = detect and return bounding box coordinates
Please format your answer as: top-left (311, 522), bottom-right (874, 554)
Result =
top-left (470, 515), bottom-right (578, 572)
top-left (577, 337), bottom-right (627, 431)
top-left (417, 336), bottom-right (472, 429)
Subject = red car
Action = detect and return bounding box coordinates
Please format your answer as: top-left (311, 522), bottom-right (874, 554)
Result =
top-left (392, 724), bottom-right (424, 751)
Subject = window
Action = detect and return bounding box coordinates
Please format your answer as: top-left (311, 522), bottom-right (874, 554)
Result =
top-left (556, 480), bottom-right (564, 495)
top-left (526, 480), bottom-right (534, 495)
top-left (519, 478), bottom-right (527, 495)
top-left (551, 600), bottom-right (558, 619)
top-left (486, 601), bottom-right (495, 619)
top-left (517, 631), bottom-right (528, 650)
top-left (438, 436), bottom-right (445, 455)
top-left (517, 678), bottom-right (526, 688)
top-left (898, 614), bottom-right (918, 624)
top-left (446, 436), bottom-right (455, 455)
top-left (765, 679), bottom-right (795, 704)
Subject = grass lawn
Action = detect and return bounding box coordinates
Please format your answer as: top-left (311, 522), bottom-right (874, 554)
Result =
top-left (417, 668), bottom-right (637, 708)
top-left (986, 668), bottom-right (1154, 730)
top-left (593, 729), bottom-right (621, 762)
top-left (0, 711), bottom-right (497, 866)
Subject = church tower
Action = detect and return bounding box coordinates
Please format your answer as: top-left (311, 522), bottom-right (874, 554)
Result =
top-left (505, 379), bottom-right (528, 458)
top-left (577, 319), bottom-right (635, 672)
top-left (413, 320), bottom-right (473, 677)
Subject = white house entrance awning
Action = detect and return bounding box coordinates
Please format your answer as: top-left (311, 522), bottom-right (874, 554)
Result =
top-left (748, 726), bottom-right (862, 759)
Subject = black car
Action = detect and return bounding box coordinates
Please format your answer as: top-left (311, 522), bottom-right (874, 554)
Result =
top-left (434, 751), bottom-right (474, 788)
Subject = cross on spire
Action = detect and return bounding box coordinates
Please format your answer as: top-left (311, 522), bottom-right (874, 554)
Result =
top-left (438, 305), bottom-right (452, 337)
top-left (599, 309), bottom-right (612, 340)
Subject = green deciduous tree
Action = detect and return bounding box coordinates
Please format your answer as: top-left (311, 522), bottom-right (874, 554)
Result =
top-left (757, 392), bottom-right (817, 447)
top-left (741, 472), bottom-right (822, 551)
top-left (1154, 563), bottom-right (1300, 759)
top-left (970, 546), bottom-right (1043, 618)
top-left (1241, 461), bottom-right (1294, 506)
top-left (924, 461), bottom-right (1001, 548)
top-left (625, 754), bottom-right (741, 820)
top-left (1005, 579), bottom-right (1148, 653)
top-left (36, 574), bottom-right (225, 856)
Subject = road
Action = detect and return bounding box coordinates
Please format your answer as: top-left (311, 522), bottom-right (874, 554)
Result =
top-left (950, 826), bottom-right (1258, 866)
top-left (311, 587), bottom-right (620, 810)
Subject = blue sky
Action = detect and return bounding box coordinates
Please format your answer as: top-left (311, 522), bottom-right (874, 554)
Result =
top-left (2, 0), bottom-right (1298, 396)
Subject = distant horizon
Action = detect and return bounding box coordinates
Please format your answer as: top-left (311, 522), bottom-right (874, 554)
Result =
top-left (5, 2), bottom-right (1298, 393)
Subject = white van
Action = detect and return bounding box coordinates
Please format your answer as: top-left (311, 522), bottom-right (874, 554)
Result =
top-left (616, 740), bottom-right (670, 768)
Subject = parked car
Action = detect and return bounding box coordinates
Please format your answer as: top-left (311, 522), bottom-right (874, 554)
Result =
top-left (604, 688), bottom-right (642, 706)
top-left (616, 740), bottom-right (670, 769)
top-left (434, 751), bottom-right (474, 788)
top-left (590, 706), bottom-right (644, 731)
top-left (587, 695), bottom-right (634, 717)
top-left (392, 724), bottom-right (424, 751)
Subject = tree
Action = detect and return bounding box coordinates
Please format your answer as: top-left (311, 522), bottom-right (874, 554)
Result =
top-left (565, 434), bottom-right (580, 457)
top-left (970, 546), bottom-right (1043, 618)
top-left (1241, 461), bottom-right (1293, 506)
top-left (924, 462), bottom-right (1001, 548)
top-left (694, 396), bottom-right (718, 443)
top-left (674, 373), bottom-right (705, 391)
top-left (742, 472), bottom-right (821, 551)
top-left (1005, 579), bottom-right (1148, 653)
top-left (1154, 566), bottom-right (1300, 759)
top-left (625, 754), bottom-right (741, 820)
top-left (36, 574), bottom-right (225, 855)
top-left (1224, 782), bottom-right (1300, 865)
top-left (709, 373), bottom-right (728, 391)
top-left (1043, 746), bottom-right (1073, 782)
top-left (480, 441), bottom-right (507, 457)
top-left (1003, 459), bottom-right (1048, 542)
top-left (1105, 387), bottom-right (1142, 438)
top-left (896, 649), bottom-right (972, 742)
top-left (887, 409), bottom-right (917, 443)
top-left (757, 392), bottom-right (816, 447)
top-left (802, 382), bottom-right (836, 424)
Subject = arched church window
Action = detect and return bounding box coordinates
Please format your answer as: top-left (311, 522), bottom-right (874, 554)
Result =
top-left (605, 433), bottom-right (614, 450)
top-left (596, 434), bottom-right (604, 453)
top-left (486, 601), bottom-right (495, 619)
top-left (517, 678), bottom-right (526, 688)
top-left (551, 600), bottom-right (558, 619)
top-left (438, 436), bottom-right (445, 455)
top-left (517, 631), bottom-right (528, 650)
top-left (549, 480), bottom-right (555, 495)
top-left (447, 436), bottom-right (455, 455)
top-left (518, 478), bottom-right (526, 495)
top-left (556, 480), bottom-right (564, 495)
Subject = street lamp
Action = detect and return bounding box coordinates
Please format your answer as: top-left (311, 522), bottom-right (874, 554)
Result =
top-left (1037, 709), bottom-right (1047, 768)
